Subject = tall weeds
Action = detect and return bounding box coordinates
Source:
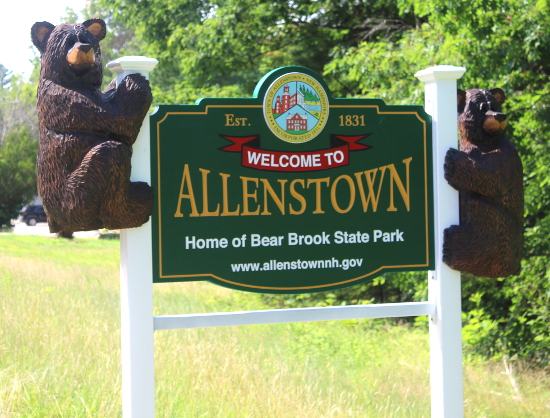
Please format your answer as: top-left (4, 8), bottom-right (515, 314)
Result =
top-left (1, 235), bottom-right (548, 417)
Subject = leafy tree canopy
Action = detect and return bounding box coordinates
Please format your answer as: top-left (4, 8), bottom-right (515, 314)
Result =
top-left (53, 0), bottom-right (550, 366)
top-left (0, 125), bottom-right (38, 227)
top-left (96, 0), bottom-right (420, 101)
top-left (0, 66), bottom-right (39, 227)
top-left (299, 86), bottom-right (320, 102)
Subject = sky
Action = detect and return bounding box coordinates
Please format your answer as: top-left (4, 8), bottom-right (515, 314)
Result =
top-left (1, 0), bottom-right (88, 78)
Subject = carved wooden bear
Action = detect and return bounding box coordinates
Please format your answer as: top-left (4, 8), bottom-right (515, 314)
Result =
top-left (31, 18), bottom-right (153, 234)
top-left (443, 88), bottom-right (523, 278)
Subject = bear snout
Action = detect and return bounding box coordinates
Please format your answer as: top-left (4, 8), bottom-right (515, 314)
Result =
top-left (483, 111), bottom-right (507, 133)
top-left (76, 42), bottom-right (93, 53)
top-left (492, 112), bottom-right (506, 122)
top-left (67, 43), bottom-right (95, 68)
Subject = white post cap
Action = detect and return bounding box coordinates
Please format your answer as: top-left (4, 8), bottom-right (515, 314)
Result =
top-left (106, 56), bottom-right (159, 77)
top-left (415, 65), bottom-right (466, 83)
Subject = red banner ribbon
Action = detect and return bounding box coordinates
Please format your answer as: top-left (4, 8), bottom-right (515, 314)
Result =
top-left (220, 134), bottom-right (371, 172)
top-left (219, 135), bottom-right (260, 152)
top-left (332, 135), bottom-right (372, 151)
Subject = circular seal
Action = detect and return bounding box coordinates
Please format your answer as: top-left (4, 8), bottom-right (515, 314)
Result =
top-left (263, 72), bottom-right (329, 143)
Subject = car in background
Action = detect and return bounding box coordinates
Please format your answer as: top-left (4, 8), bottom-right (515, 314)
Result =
top-left (19, 205), bottom-right (48, 226)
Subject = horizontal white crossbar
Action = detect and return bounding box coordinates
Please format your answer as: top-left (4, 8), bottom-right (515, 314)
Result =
top-left (154, 302), bottom-right (435, 331)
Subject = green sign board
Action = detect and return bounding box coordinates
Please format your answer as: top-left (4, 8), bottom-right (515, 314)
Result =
top-left (151, 67), bottom-right (434, 293)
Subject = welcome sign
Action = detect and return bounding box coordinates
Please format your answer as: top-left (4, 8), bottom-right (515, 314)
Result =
top-left (151, 66), bottom-right (434, 293)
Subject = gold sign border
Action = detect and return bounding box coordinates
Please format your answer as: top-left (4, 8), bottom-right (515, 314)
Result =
top-left (155, 104), bottom-right (431, 291)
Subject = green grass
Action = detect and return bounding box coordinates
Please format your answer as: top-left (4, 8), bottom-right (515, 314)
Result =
top-left (1, 235), bottom-right (549, 417)
top-left (284, 129), bottom-right (308, 135)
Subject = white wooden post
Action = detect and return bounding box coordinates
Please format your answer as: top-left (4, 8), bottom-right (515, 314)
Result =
top-left (102, 59), bottom-right (466, 417)
top-left (415, 65), bottom-right (466, 418)
top-left (107, 56), bottom-right (158, 418)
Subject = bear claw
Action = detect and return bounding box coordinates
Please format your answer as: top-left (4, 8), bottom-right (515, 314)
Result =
top-left (444, 149), bottom-right (461, 181)
top-left (442, 225), bottom-right (458, 266)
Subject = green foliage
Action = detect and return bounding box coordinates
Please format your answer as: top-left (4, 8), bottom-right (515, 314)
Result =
top-left (0, 68), bottom-right (39, 227)
top-left (275, 0), bottom-right (550, 368)
top-left (462, 265), bottom-right (550, 368)
top-left (0, 64), bottom-right (11, 90)
top-left (0, 72), bottom-right (39, 140)
top-left (2, 235), bottom-right (550, 417)
top-left (263, 271), bottom-right (427, 309)
top-left (299, 86), bottom-right (320, 102)
top-left (95, 0), bottom-right (416, 102)
top-left (79, 0), bottom-right (550, 367)
top-left (0, 126), bottom-right (38, 227)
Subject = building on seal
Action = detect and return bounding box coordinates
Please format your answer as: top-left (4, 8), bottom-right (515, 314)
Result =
top-left (273, 85), bottom-right (305, 115)
top-left (286, 113), bottom-right (308, 131)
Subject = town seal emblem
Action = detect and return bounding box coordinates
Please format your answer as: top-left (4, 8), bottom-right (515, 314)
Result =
top-left (263, 72), bottom-right (329, 143)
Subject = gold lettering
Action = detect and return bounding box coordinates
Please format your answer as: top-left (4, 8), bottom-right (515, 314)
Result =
top-left (220, 173), bottom-right (240, 216)
top-left (174, 164), bottom-right (199, 217)
top-left (307, 178), bottom-right (330, 214)
top-left (289, 179), bottom-right (306, 215)
top-left (199, 168), bottom-right (220, 216)
top-left (225, 114), bottom-right (235, 126)
top-left (241, 176), bottom-right (260, 215)
top-left (359, 166), bottom-right (387, 212)
top-left (225, 114), bottom-right (248, 126)
top-left (387, 157), bottom-right (412, 211)
top-left (173, 159), bottom-right (411, 218)
top-left (260, 179), bottom-right (287, 215)
top-left (354, 172), bottom-right (367, 210)
top-left (330, 175), bottom-right (355, 213)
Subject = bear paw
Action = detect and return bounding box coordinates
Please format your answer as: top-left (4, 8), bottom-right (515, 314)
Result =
top-left (110, 74), bottom-right (153, 144)
top-left (98, 181), bottom-right (153, 230)
top-left (127, 181), bottom-right (154, 225)
top-left (120, 73), bottom-right (152, 100)
top-left (130, 181), bottom-right (154, 205)
top-left (442, 225), bottom-right (461, 267)
top-left (444, 148), bottom-right (469, 187)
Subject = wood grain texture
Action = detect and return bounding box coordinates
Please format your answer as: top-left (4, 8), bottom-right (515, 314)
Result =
top-left (443, 88), bottom-right (524, 278)
top-left (31, 19), bottom-right (153, 234)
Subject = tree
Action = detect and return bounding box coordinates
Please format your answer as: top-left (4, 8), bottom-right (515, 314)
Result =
top-left (0, 64), bottom-right (11, 90)
top-left (0, 125), bottom-right (38, 227)
top-left (87, 0), bottom-right (549, 367)
top-left (323, 0), bottom-right (550, 367)
top-left (0, 67), bottom-right (39, 227)
top-left (96, 0), bottom-right (421, 102)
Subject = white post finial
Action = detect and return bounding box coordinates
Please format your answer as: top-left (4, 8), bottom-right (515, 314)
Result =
top-left (416, 65), bottom-right (466, 418)
top-left (107, 56), bottom-right (158, 85)
top-left (415, 65), bottom-right (466, 83)
top-left (109, 56), bottom-right (157, 418)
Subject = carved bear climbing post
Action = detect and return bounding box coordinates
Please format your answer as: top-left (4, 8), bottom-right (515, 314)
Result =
top-left (443, 88), bottom-right (524, 278)
top-left (32, 20), bottom-right (159, 416)
top-left (31, 19), bottom-right (154, 235)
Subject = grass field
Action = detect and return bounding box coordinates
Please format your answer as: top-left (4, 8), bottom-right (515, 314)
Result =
top-left (1, 235), bottom-right (549, 417)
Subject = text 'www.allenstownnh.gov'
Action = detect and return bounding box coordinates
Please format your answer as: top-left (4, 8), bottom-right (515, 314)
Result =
top-left (231, 258), bottom-right (364, 272)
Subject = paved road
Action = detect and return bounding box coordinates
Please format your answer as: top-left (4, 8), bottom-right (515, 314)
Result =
top-left (11, 221), bottom-right (100, 238)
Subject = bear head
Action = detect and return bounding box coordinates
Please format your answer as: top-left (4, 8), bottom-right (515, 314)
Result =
top-left (31, 19), bottom-right (107, 88)
top-left (457, 88), bottom-right (507, 144)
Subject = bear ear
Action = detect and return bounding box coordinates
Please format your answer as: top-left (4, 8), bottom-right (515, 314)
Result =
top-left (490, 88), bottom-right (506, 105)
top-left (83, 18), bottom-right (107, 41)
top-left (457, 89), bottom-right (466, 113)
top-left (31, 21), bottom-right (55, 53)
